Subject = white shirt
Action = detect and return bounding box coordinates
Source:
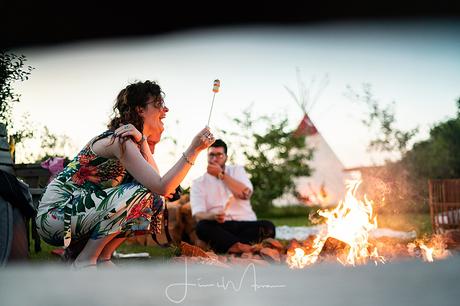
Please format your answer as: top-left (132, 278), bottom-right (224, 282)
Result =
top-left (190, 165), bottom-right (257, 221)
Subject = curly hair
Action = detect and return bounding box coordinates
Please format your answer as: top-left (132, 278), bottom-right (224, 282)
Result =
top-left (107, 80), bottom-right (165, 156)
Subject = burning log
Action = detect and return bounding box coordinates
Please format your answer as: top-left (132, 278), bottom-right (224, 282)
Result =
top-left (371, 237), bottom-right (411, 259)
top-left (318, 237), bottom-right (350, 260)
top-left (285, 180), bottom-right (386, 268)
top-left (407, 235), bottom-right (451, 262)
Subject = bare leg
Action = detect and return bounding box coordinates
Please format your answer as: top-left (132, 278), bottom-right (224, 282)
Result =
top-left (73, 233), bottom-right (118, 267)
top-left (99, 237), bottom-right (127, 261)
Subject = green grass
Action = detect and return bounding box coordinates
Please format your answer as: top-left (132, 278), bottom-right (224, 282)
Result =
top-left (260, 205), bottom-right (433, 237)
top-left (29, 209), bottom-right (433, 262)
top-left (377, 213), bottom-right (432, 237)
top-left (258, 205), bottom-right (315, 227)
top-left (29, 237), bottom-right (179, 263)
top-left (267, 216), bottom-right (312, 227)
top-left (257, 205), bottom-right (317, 219)
top-left (29, 242), bottom-right (60, 262)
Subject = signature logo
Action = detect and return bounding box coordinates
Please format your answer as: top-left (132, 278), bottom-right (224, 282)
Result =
top-left (165, 258), bottom-right (286, 303)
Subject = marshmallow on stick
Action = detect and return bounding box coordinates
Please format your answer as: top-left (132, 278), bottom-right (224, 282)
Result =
top-left (207, 79), bottom-right (220, 126)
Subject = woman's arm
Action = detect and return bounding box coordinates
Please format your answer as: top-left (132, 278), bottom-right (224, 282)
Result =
top-left (111, 127), bottom-right (213, 196)
top-left (115, 139), bottom-right (198, 195)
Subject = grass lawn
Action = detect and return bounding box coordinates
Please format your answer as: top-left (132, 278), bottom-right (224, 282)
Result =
top-left (267, 216), bottom-right (312, 227)
top-left (29, 216), bottom-right (310, 262)
top-left (29, 207), bottom-right (432, 262)
top-left (377, 213), bottom-right (432, 237)
top-left (266, 212), bottom-right (432, 236)
top-left (29, 240), bottom-right (179, 262)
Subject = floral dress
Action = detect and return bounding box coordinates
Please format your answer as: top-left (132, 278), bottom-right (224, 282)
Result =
top-left (35, 130), bottom-right (164, 248)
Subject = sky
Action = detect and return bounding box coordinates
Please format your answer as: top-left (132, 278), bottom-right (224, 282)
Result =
top-left (11, 19), bottom-right (460, 187)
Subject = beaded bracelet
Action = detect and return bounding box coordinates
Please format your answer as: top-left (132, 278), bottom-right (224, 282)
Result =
top-left (182, 152), bottom-right (194, 165)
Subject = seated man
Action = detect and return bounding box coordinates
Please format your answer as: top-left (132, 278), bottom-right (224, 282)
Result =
top-left (190, 139), bottom-right (275, 253)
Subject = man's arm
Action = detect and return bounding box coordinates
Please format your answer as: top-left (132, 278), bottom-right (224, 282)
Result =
top-left (221, 174), bottom-right (252, 200)
top-left (208, 163), bottom-right (252, 200)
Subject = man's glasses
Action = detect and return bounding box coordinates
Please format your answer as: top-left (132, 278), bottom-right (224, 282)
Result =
top-left (208, 152), bottom-right (225, 159)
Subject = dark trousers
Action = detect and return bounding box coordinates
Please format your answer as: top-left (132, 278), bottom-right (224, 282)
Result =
top-left (195, 219), bottom-right (276, 253)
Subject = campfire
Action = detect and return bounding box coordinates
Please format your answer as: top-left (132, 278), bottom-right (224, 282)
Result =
top-left (286, 180), bottom-right (451, 269)
top-left (168, 179), bottom-right (454, 268)
top-left (287, 180), bottom-right (384, 268)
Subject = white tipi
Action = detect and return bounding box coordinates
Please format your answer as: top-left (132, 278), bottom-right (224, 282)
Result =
top-left (274, 71), bottom-right (348, 207)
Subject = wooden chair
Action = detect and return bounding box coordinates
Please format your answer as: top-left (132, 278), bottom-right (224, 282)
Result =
top-left (429, 179), bottom-right (460, 234)
top-left (0, 124), bottom-right (50, 258)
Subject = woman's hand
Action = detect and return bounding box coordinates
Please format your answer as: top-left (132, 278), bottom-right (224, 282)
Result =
top-left (190, 126), bottom-right (215, 152)
top-left (114, 123), bottom-right (143, 144)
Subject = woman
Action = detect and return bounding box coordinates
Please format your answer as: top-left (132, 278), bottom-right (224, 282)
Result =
top-left (35, 80), bottom-right (215, 268)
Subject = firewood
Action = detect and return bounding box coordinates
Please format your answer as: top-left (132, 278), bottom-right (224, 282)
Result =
top-left (287, 239), bottom-right (301, 251)
top-left (318, 237), bottom-right (350, 259)
top-left (260, 247), bottom-right (281, 262)
top-left (250, 243), bottom-right (264, 253)
top-left (179, 202), bottom-right (192, 214)
top-left (180, 241), bottom-right (210, 258)
top-left (252, 254), bottom-right (262, 260)
top-left (218, 255), bottom-right (228, 263)
top-left (262, 238), bottom-right (284, 250)
top-left (205, 251), bottom-right (219, 261)
top-left (179, 194), bottom-right (190, 205)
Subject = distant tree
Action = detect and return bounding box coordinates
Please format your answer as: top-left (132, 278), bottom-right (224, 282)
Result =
top-left (8, 113), bottom-right (34, 162)
top-left (1, 51), bottom-right (74, 164)
top-left (221, 107), bottom-right (313, 214)
top-left (403, 98), bottom-right (460, 179)
top-left (349, 84), bottom-right (460, 213)
top-left (1, 51), bottom-right (35, 162)
top-left (345, 83), bottom-right (419, 157)
top-left (15, 125), bottom-right (75, 164)
top-left (0, 51), bottom-right (34, 128)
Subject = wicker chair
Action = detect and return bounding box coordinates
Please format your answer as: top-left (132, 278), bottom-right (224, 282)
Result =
top-left (429, 179), bottom-right (460, 234)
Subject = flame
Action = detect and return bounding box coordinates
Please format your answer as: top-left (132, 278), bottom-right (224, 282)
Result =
top-left (286, 248), bottom-right (310, 269)
top-left (287, 180), bottom-right (384, 268)
top-left (407, 235), bottom-right (451, 263)
top-left (419, 244), bottom-right (434, 262)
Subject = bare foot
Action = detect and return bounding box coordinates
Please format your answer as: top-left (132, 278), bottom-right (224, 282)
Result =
top-left (97, 259), bottom-right (118, 268)
top-left (71, 260), bottom-right (97, 270)
top-left (228, 242), bottom-right (252, 254)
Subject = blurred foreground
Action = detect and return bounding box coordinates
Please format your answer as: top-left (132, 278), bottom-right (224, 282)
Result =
top-left (1, 255), bottom-right (459, 306)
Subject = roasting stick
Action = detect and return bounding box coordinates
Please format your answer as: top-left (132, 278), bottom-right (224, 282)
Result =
top-left (224, 194), bottom-right (234, 213)
top-left (206, 79), bottom-right (220, 127)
